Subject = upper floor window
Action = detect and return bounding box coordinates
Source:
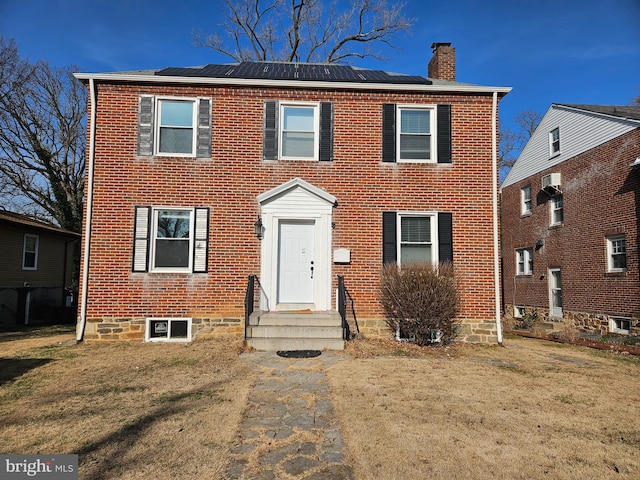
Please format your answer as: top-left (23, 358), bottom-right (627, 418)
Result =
top-left (550, 195), bottom-right (563, 226)
top-left (263, 101), bottom-right (333, 161)
top-left (382, 104), bottom-right (451, 164)
top-left (549, 127), bottom-right (560, 156)
top-left (521, 185), bottom-right (532, 215)
top-left (280, 103), bottom-right (319, 159)
top-left (398, 106), bottom-right (435, 162)
top-left (516, 248), bottom-right (533, 275)
top-left (138, 95), bottom-right (211, 158)
top-left (607, 235), bottom-right (626, 273)
top-left (22, 234), bottom-right (39, 270)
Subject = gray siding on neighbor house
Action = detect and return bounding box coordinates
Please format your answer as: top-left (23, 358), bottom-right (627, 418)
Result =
top-left (502, 104), bottom-right (640, 189)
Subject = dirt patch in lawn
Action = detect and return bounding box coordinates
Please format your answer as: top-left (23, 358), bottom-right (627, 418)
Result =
top-left (331, 336), bottom-right (640, 480)
top-left (0, 331), bottom-right (255, 479)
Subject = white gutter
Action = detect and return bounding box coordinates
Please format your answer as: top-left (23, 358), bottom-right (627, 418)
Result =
top-left (74, 72), bottom-right (512, 95)
top-left (77, 78), bottom-right (97, 342)
top-left (491, 90), bottom-right (503, 345)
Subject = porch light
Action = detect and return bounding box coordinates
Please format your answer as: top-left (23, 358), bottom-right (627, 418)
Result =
top-left (254, 217), bottom-right (263, 239)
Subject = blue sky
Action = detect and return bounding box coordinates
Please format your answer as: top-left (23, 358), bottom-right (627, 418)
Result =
top-left (1, 0), bottom-right (639, 132)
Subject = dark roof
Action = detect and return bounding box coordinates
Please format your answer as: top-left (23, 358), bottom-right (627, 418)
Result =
top-left (561, 104), bottom-right (640, 122)
top-left (0, 210), bottom-right (80, 237)
top-left (156, 61), bottom-right (432, 85)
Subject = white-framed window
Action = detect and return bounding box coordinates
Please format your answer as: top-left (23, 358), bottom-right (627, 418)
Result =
top-left (609, 317), bottom-right (631, 335)
top-left (22, 234), bottom-right (39, 270)
top-left (607, 235), bottom-right (627, 272)
top-left (398, 213), bottom-right (437, 265)
top-left (156, 98), bottom-right (197, 156)
top-left (514, 306), bottom-right (525, 318)
top-left (516, 248), bottom-right (533, 275)
top-left (145, 318), bottom-right (192, 342)
top-left (550, 194), bottom-right (563, 226)
top-left (521, 185), bottom-right (532, 215)
top-left (151, 208), bottom-right (194, 272)
top-left (279, 102), bottom-right (320, 160)
top-left (397, 105), bottom-right (436, 162)
top-left (549, 127), bottom-right (560, 156)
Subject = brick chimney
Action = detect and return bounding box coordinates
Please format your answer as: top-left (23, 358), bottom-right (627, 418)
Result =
top-left (428, 42), bottom-right (456, 81)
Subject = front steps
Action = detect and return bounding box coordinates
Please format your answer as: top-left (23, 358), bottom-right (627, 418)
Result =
top-left (246, 311), bottom-right (345, 351)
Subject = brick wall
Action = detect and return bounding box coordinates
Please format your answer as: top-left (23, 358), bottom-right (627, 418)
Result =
top-left (501, 129), bottom-right (640, 333)
top-left (79, 81), bottom-right (501, 342)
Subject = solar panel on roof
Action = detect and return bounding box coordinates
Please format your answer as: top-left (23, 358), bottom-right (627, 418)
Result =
top-left (156, 62), bottom-right (431, 85)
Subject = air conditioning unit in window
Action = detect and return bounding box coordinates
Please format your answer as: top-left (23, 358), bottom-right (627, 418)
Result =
top-left (542, 172), bottom-right (561, 193)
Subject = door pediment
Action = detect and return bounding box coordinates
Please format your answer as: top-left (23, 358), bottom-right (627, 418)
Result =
top-left (258, 177), bottom-right (337, 209)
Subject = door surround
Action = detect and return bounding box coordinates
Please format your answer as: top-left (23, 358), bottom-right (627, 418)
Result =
top-left (257, 178), bottom-right (337, 312)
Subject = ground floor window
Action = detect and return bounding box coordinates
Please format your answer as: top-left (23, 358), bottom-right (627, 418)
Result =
top-left (145, 318), bottom-right (192, 342)
top-left (609, 317), bottom-right (631, 335)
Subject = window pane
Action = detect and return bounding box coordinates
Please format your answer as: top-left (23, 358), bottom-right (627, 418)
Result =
top-left (149, 320), bottom-right (169, 338)
top-left (24, 252), bottom-right (36, 268)
top-left (283, 107), bottom-right (314, 131)
top-left (159, 127), bottom-right (193, 154)
top-left (401, 244), bottom-right (432, 264)
top-left (25, 236), bottom-right (37, 252)
top-left (160, 101), bottom-right (193, 127)
top-left (157, 210), bottom-right (191, 238)
top-left (400, 110), bottom-right (430, 134)
top-left (401, 217), bottom-right (430, 242)
top-left (170, 320), bottom-right (189, 338)
top-left (282, 132), bottom-right (314, 157)
top-left (400, 135), bottom-right (430, 159)
top-left (155, 239), bottom-right (190, 267)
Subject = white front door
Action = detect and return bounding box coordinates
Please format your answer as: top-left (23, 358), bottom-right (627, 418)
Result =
top-left (278, 221), bottom-right (315, 303)
top-left (549, 268), bottom-right (563, 318)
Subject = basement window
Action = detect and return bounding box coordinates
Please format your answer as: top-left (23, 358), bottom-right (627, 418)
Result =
top-left (145, 318), bottom-right (192, 342)
top-left (514, 306), bottom-right (525, 318)
top-left (609, 317), bottom-right (631, 335)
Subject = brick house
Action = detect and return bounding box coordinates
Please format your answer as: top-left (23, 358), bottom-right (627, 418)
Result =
top-left (74, 43), bottom-right (510, 347)
top-left (0, 210), bottom-right (79, 327)
top-left (501, 104), bottom-right (640, 336)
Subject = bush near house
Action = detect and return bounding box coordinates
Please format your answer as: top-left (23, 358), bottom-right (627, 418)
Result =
top-left (380, 262), bottom-right (460, 345)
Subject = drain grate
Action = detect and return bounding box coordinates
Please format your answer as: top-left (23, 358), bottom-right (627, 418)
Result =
top-left (276, 350), bottom-right (322, 358)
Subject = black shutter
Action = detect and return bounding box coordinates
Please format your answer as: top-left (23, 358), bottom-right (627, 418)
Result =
top-left (133, 206), bottom-right (151, 272)
top-left (193, 207), bottom-right (209, 273)
top-left (137, 96), bottom-right (154, 156)
top-left (263, 101), bottom-right (278, 160)
top-left (382, 211), bottom-right (397, 264)
top-left (437, 104), bottom-right (452, 164)
top-left (438, 212), bottom-right (453, 263)
top-left (319, 102), bottom-right (333, 161)
top-left (196, 98), bottom-right (212, 158)
top-left (382, 104), bottom-right (396, 163)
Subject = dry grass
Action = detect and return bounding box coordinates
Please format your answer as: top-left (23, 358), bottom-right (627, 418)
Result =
top-left (332, 336), bottom-right (640, 479)
top-left (2, 330), bottom-right (639, 479)
top-left (0, 330), bottom-right (254, 480)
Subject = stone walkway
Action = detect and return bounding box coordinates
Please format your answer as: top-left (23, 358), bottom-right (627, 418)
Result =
top-left (226, 351), bottom-right (355, 480)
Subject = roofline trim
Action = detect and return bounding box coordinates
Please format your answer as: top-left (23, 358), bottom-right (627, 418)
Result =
top-left (553, 103), bottom-right (640, 125)
top-left (74, 72), bottom-right (511, 94)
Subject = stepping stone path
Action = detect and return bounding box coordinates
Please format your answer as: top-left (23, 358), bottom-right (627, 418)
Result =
top-left (226, 351), bottom-right (354, 479)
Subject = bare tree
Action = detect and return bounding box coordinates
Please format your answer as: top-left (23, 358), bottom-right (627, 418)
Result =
top-left (499, 109), bottom-right (542, 174)
top-left (0, 37), bottom-right (86, 233)
top-left (195, 0), bottom-right (413, 63)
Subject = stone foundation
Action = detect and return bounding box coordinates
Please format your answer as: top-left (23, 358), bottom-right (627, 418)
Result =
top-left (504, 304), bottom-right (639, 336)
top-left (80, 316), bottom-right (243, 342)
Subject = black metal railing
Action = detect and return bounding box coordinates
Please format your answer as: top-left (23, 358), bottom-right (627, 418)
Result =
top-left (244, 274), bottom-right (257, 339)
top-left (337, 275), bottom-right (359, 340)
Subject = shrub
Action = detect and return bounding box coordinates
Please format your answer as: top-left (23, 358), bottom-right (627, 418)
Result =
top-left (380, 262), bottom-right (460, 345)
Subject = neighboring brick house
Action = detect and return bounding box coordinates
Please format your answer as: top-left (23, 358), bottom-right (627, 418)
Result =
top-left (74, 43), bottom-right (510, 347)
top-left (0, 210), bottom-right (79, 326)
top-left (501, 104), bottom-right (640, 336)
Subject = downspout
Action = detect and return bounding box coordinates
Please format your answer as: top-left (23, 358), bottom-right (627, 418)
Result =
top-left (491, 91), bottom-right (503, 345)
top-left (77, 77), bottom-right (97, 342)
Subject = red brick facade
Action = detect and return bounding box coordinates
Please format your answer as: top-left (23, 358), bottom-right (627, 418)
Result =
top-left (501, 129), bottom-right (640, 334)
top-left (77, 67), bottom-right (506, 342)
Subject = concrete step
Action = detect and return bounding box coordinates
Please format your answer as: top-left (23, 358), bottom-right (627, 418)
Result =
top-left (248, 325), bottom-right (343, 339)
top-left (252, 311), bottom-right (342, 327)
top-left (247, 337), bottom-right (345, 351)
